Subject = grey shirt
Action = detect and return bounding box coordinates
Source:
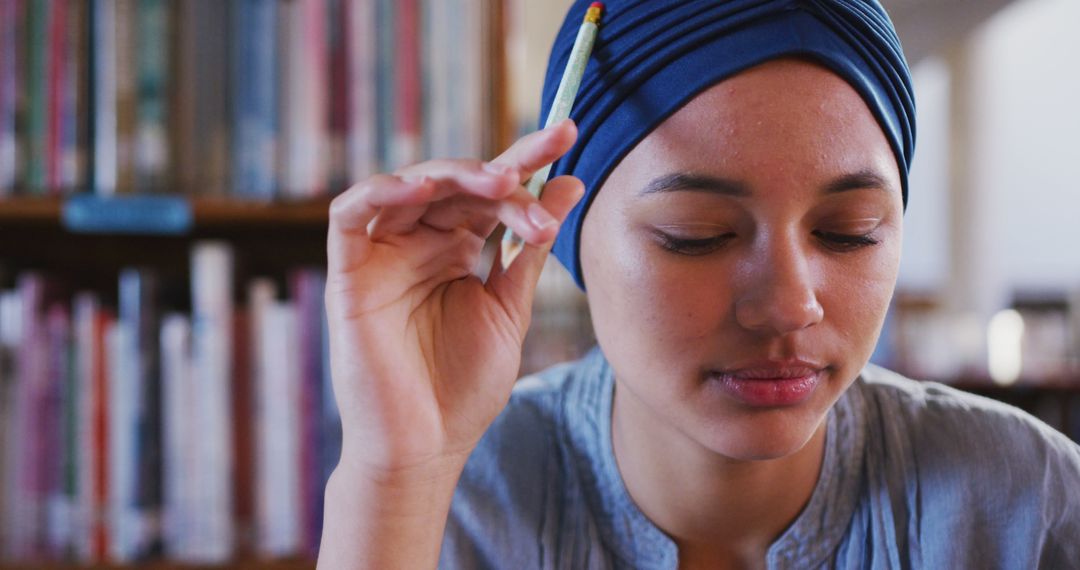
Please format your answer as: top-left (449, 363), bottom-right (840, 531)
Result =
top-left (440, 348), bottom-right (1080, 569)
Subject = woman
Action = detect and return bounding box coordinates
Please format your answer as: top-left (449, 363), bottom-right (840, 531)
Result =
top-left (318, 1), bottom-right (1080, 568)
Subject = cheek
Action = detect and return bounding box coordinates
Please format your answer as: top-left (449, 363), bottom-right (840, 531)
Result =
top-left (819, 241), bottom-right (901, 347)
top-left (583, 220), bottom-right (728, 350)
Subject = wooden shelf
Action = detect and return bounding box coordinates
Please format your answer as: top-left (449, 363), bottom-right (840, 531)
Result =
top-left (0, 196), bottom-right (332, 230)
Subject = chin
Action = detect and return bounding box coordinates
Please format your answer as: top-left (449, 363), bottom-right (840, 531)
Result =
top-left (693, 407), bottom-right (828, 462)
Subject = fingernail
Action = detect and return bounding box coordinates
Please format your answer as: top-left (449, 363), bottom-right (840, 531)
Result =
top-left (482, 162), bottom-right (514, 177)
top-left (527, 203), bottom-right (557, 229)
top-left (401, 174), bottom-right (428, 184)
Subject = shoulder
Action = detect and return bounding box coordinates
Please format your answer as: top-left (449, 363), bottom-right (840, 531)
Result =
top-left (856, 363), bottom-right (1080, 471)
top-left (440, 357), bottom-right (594, 568)
top-left (852, 365), bottom-right (1080, 564)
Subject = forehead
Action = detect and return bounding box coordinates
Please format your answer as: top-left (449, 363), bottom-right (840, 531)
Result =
top-left (602, 58), bottom-right (897, 194)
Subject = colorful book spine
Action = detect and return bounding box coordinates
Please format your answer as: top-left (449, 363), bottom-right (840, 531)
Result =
top-left (25, 0), bottom-right (48, 193)
top-left (60, 0), bottom-right (84, 191)
top-left (189, 241), bottom-right (235, 562)
top-left (45, 0), bottom-right (66, 192)
top-left (113, 0), bottom-right (136, 194)
top-left (393, 0), bottom-right (421, 168)
top-left (90, 0), bottom-right (118, 196)
top-left (105, 317), bottom-right (138, 562)
top-left (255, 295), bottom-right (301, 557)
top-left (0, 291), bottom-right (23, 557)
top-left (345, 0), bottom-right (378, 181)
top-left (375, 0), bottom-right (395, 170)
top-left (159, 312), bottom-right (192, 559)
top-left (290, 269), bottom-right (325, 556)
top-left (12, 274), bottom-right (47, 559)
top-left (43, 303), bottom-right (72, 557)
top-left (326, 0), bottom-right (347, 191)
top-left (279, 0), bottom-right (327, 198)
top-left (232, 0), bottom-right (278, 201)
top-left (0, 0), bottom-right (19, 195)
top-left (230, 304), bottom-right (254, 557)
top-left (118, 268), bottom-right (162, 556)
top-left (135, 0), bottom-right (170, 193)
top-left (72, 292), bottom-right (105, 563)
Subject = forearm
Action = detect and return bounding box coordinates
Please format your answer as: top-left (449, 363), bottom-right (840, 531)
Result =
top-left (317, 456), bottom-right (467, 569)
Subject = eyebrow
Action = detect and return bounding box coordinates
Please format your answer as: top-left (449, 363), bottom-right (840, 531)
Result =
top-left (638, 169), bottom-right (895, 197)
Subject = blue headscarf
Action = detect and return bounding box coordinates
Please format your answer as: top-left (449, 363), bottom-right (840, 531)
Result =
top-left (540, 0), bottom-right (916, 288)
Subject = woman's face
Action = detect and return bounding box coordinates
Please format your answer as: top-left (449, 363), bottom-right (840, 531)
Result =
top-left (581, 59), bottom-right (904, 461)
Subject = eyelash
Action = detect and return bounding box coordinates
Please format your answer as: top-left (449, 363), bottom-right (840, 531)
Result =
top-left (656, 231), bottom-right (880, 256)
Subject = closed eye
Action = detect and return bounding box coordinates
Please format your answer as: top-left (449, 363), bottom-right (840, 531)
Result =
top-left (814, 230), bottom-right (880, 251)
top-left (654, 231), bottom-right (735, 256)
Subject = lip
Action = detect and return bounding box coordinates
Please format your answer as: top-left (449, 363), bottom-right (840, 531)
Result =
top-left (707, 360), bottom-right (826, 407)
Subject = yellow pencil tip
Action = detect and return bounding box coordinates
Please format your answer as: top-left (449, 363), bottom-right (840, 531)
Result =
top-left (501, 240), bottom-right (524, 271)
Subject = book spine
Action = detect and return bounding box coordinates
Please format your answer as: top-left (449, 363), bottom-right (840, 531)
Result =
top-left (345, 0), bottom-right (377, 180)
top-left (326, 0), bottom-right (346, 192)
top-left (135, 0), bottom-right (169, 193)
top-left (0, 291), bottom-right (24, 558)
top-left (393, 0), bottom-right (421, 168)
top-left (105, 318), bottom-right (137, 562)
top-left (118, 268), bottom-right (162, 558)
top-left (113, 0), bottom-right (136, 194)
top-left (26, 0), bottom-right (48, 193)
top-left (72, 293), bottom-right (97, 562)
top-left (255, 299), bottom-right (301, 557)
top-left (159, 312), bottom-right (191, 559)
top-left (44, 303), bottom-right (73, 558)
top-left (90, 0), bottom-right (118, 196)
top-left (0, 0), bottom-right (18, 195)
top-left (374, 0), bottom-right (394, 171)
top-left (279, 0), bottom-right (327, 198)
top-left (45, 0), bottom-right (65, 192)
top-left (289, 269), bottom-right (325, 555)
top-left (232, 0), bottom-right (277, 201)
top-left (231, 305), bottom-right (254, 556)
top-left (189, 241), bottom-right (235, 562)
top-left (13, 274), bottom-right (47, 558)
top-left (60, 0), bottom-right (84, 192)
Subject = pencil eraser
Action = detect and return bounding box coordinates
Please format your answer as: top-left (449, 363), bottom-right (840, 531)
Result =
top-left (590, 2), bottom-right (604, 11)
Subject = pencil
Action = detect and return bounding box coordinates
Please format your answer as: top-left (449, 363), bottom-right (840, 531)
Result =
top-left (500, 2), bottom-right (604, 271)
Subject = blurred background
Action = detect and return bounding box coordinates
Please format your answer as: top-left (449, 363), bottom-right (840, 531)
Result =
top-left (0, 0), bottom-right (1077, 568)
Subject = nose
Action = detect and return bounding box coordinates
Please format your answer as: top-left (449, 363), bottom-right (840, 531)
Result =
top-left (734, 237), bottom-right (824, 335)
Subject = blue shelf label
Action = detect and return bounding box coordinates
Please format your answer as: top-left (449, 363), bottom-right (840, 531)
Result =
top-left (62, 195), bottom-right (193, 235)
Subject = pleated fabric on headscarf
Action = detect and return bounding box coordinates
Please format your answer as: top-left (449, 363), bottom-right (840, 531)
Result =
top-left (539, 0), bottom-right (916, 288)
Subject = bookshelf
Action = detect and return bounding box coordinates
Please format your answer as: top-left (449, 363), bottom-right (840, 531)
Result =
top-left (0, 0), bottom-right (513, 567)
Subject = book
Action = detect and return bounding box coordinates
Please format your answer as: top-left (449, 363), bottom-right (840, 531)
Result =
top-left (118, 268), bottom-right (162, 557)
top-left (0, 290), bottom-right (22, 557)
top-left (344, 0), bottom-right (378, 181)
top-left (231, 0), bottom-right (278, 201)
top-left (134, 0), bottom-right (170, 193)
top-left (113, 0), bottom-right (136, 194)
top-left (188, 241), bottom-right (235, 562)
top-left (289, 269), bottom-right (325, 556)
top-left (0, 0), bottom-right (19, 195)
top-left (89, 0), bottom-right (118, 196)
top-left (159, 312), bottom-right (192, 559)
top-left (254, 294), bottom-right (301, 557)
top-left (279, 0), bottom-right (327, 198)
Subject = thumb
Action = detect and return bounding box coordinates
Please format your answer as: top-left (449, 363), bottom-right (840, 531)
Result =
top-left (485, 175), bottom-right (585, 334)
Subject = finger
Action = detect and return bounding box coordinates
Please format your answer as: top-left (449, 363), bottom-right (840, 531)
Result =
top-left (394, 158), bottom-right (520, 201)
top-left (486, 175), bottom-right (585, 330)
top-left (328, 174), bottom-right (437, 234)
top-left (366, 159), bottom-right (526, 238)
top-left (489, 119), bottom-right (578, 185)
top-left (328, 175), bottom-right (437, 274)
top-left (413, 182), bottom-right (564, 246)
